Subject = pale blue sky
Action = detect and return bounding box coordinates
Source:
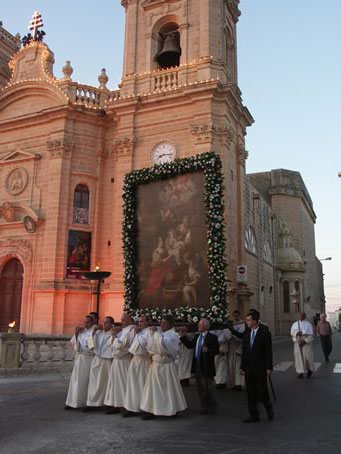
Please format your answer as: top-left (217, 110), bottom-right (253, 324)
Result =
top-left (2, 1), bottom-right (340, 311)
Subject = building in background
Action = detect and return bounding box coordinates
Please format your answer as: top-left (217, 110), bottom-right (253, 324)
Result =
top-left (245, 170), bottom-right (325, 335)
top-left (0, 2), bottom-right (324, 335)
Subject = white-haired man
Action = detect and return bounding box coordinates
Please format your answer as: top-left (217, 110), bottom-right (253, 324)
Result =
top-left (180, 318), bottom-right (219, 414)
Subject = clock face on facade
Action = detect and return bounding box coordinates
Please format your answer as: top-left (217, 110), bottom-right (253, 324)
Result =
top-left (151, 141), bottom-right (177, 165)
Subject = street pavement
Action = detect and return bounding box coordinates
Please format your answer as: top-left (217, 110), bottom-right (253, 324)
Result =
top-left (0, 334), bottom-right (341, 454)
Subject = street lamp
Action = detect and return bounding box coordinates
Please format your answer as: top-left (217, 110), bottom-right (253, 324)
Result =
top-left (82, 266), bottom-right (112, 315)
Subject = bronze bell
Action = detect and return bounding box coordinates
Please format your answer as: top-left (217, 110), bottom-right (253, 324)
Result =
top-left (156, 31), bottom-right (181, 69)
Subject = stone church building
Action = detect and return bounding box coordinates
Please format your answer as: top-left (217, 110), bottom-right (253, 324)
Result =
top-left (0, 1), bottom-right (324, 335)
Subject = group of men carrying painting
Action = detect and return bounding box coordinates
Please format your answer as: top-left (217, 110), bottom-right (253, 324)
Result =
top-left (65, 308), bottom-right (328, 423)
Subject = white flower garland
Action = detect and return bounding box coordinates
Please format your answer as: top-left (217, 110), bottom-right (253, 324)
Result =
top-left (122, 152), bottom-right (228, 324)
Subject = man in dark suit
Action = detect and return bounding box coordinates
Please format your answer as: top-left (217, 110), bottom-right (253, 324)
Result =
top-left (180, 318), bottom-right (219, 414)
top-left (240, 310), bottom-right (274, 423)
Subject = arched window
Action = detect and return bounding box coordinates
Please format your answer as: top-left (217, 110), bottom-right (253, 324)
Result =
top-left (73, 184), bottom-right (89, 224)
top-left (156, 22), bottom-right (181, 69)
top-left (245, 226), bottom-right (257, 255)
top-left (294, 280), bottom-right (300, 292)
top-left (283, 281), bottom-right (290, 313)
top-left (263, 241), bottom-right (272, 264)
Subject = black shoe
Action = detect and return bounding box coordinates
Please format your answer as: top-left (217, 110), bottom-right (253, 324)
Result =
top-left (180, 378), bottom-right (190, 387)
top-left (121, 410), bottom-right (136, 418)
top-left (64, 405), bottom-right (75, 410)
top-left (83, 406), bottom-right (99, 412)
top-left (105, 406), bottom-right (120, 415)
top-left (267, 410), bottom-right (274, 421)
top-left (233, 385), bottom-right (243, 392)
top-left (297, 373), bottom-right (304, 379)
top-left (215, 384), bottom-right (226, 389)
top-left (198, 409), bottom-right (209, 415)
top-left (307, 370), bottom-right (313, 379)
top-left (325, 358), bottom-right (330, 363)
top-left (141, 412), bottom-right (155, 420)
top-left (242, 417), bottom-right (260, 423)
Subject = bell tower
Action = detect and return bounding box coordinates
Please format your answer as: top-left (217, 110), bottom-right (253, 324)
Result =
top-left (120, 0), bottom-right (240, 96)
top-left (107, 0), bottom-right (253, 313)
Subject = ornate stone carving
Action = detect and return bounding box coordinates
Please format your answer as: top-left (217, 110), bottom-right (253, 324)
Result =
top-left (23, 216), bottom-right (36, 233)
top-left (237, 143), bottom-right (249, 167)
top-left (0, 238), bottom-right (33, 263)
top-left (191, 123), bottom-right (214, 144)
top-left (5, 167), bottom-right (29, 195)
top-left (47, 139), bottom-right (75, 159)
top-left (146, 2), bottom-right (183, 26)
top-left (191, 122), bottom-right (234, 146)
top-left (0, 202), bottom-right (15, 222)
top-left (111, 137), bottom-right (136, 159)
top-left (96, 147), bottom-right (109, 161)
top-left (224, 0), bottom-right (241, 22)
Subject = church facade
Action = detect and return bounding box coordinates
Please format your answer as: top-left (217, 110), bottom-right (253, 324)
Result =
top-left (0, 1), bottom-right (324, 335)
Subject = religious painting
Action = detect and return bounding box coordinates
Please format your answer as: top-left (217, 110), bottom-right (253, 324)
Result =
top-left (66, 230), bottom-right (92, 279)
top-left (137, 172), bottom-right (209, 309)
top-left (123, 152), bottom-right (228, 323)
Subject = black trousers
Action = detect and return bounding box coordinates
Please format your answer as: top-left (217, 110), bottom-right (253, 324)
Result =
top-left (194, 364), bottom-right (217, 411)
top-left (245, 374), bottom-right (272, 419)
top-left (320, 335), bottom-right (332, 360)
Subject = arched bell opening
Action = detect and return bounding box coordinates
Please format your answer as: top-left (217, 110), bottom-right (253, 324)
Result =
top-left (155, 22), bottom-right (181, 70)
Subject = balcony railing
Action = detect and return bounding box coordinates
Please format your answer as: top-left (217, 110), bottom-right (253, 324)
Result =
top-left (73, 207), bottom-right (89, 225)
top-left (154, 68), bottom-right (179, 91)
top-left (75, 85), bottom-right (102, 108)
top-left (20, 335), bottom-right (75, 369)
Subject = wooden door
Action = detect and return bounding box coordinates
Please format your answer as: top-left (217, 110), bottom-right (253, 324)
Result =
top-left (0, 259), bottom-right (23, 332)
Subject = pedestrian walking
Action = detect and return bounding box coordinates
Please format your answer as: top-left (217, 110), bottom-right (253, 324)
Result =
top-left (316, 314), bottom-right (332, 362)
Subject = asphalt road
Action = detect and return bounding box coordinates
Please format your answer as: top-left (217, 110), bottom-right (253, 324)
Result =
top-left (0, 334), bottom-right (340, 454)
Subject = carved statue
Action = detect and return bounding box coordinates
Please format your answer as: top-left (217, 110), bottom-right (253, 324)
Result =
top-left (0, 202), bottom-right (15, 222)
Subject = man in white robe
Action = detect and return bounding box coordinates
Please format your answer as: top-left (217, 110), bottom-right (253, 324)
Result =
top-left (291, 312), bottom-right (315, 378)
top-left (123, 315), bottom-right (152, 416)
top-left (228, 310), bottom-right (246, 390)
top-left (177, 331), bottom-right (194, 386)
top-left (140, 315), bottom-right (187, 419)
top-left (211, 328), bottom-right (231, 389)
top-left (104, 313), bottom-right (135, 414)
top-left (84, 316), bottom-right (114, 411)
top-left (65, 315), bottom-right (95, 409)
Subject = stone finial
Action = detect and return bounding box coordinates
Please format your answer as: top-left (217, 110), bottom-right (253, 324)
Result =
top-left (62, 61), bottom-right (73, 80)
top-left (98, 68), bottom-right (109, 90)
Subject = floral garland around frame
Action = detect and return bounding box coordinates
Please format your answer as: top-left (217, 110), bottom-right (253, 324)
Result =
top-left (122, 151), bottom-right (228, 324)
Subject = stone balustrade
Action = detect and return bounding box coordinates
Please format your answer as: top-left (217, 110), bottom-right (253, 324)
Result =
top-left (154, 68), bottom-right (179, 91)
top-left (107, 90), bottom-right (120, 102)
top-left (20, 335), bottom-right (75, 369)
top-left (75, 85), bottom-right (102, 108)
